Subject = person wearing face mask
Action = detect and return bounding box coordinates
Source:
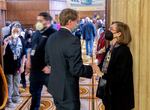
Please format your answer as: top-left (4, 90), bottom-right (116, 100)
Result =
top-left (97, 21), bottom-right (134, 110)
top-left (3, 26), bottom-right (26, 108)
top-left (26, 12), bottom-right (56, 110)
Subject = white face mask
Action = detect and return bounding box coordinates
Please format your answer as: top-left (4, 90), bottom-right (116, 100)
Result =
top-left (35, 22), bottom-right (44, 31)
top-left (12, 33), bottom-right (19, 39)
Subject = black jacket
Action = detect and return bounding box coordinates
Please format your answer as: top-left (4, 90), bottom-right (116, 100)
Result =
top-left (31, 26), bottom-right (56, 72)
top-left (99, 44), bottom-right (134, 110)
top-left (45, 28), bottom-right (93, 101)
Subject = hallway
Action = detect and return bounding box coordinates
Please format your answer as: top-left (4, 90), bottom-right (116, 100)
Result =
top-left (1, 0), bottom-right (150, 110)
top-left (5, 40), bottom-right (104, 110)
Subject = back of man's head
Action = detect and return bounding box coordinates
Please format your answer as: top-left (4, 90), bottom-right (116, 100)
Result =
top-left (59, 8), bottom-right (78, 26)
top-left (85, 17), bottom-right (90, 22)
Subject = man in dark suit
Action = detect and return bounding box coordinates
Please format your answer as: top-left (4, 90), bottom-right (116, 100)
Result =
top-left (45, 8), bottom-right (100, 110)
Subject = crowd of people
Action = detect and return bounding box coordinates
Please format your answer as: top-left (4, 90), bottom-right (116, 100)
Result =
top-left (1, 8), bottom-right (134, 110)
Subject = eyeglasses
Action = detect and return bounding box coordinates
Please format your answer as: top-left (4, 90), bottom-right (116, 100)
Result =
top-left (109, 27), bottom-right (118, 32)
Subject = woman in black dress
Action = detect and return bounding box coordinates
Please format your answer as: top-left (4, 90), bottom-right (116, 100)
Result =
top-left (97, 21), bottom-right (134, 110)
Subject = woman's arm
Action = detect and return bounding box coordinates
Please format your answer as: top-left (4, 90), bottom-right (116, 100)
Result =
top-left (2, 36), bottom-right (12, 55)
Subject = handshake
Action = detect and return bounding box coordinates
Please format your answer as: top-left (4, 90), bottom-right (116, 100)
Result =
top-left (90, 64), bottom-right (102, 76)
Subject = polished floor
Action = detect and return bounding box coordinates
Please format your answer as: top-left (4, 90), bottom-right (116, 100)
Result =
top-left (5, 40), bottom-right (104, 110)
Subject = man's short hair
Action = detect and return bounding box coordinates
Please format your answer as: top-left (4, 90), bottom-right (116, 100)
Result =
top-left (38, 12), bottom-right (53, 21)
top-left (59, 8), bottom-right (78, 26)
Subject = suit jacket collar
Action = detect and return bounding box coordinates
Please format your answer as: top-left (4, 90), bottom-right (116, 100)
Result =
top-left (60, 27), bottom-right (72, 33)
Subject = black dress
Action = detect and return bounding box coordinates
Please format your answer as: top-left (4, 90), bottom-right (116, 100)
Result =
top-left (99, 44), bottom-right (134, 110)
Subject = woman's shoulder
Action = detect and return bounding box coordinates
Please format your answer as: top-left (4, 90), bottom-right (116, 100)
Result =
top-left (114, 44), bottom-right (132, 57)
top-left (116, 44), bottom-right (130, 51)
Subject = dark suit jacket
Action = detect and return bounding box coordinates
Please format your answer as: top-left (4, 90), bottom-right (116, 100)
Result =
top-left (45, 28), bottom-right (93, 101)
top-left (100, 44), bottom-right (134, 110)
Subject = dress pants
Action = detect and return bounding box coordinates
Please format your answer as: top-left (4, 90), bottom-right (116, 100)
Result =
top-left (29, 71), bottom-right (49, 110)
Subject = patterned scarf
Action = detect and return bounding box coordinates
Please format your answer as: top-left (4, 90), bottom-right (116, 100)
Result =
top-left (102, 43), bottom-right (119, 73)
top-left (9, 37), bottom-right (22, 60)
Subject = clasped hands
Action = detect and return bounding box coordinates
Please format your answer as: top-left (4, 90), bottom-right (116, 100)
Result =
top-left (90, 63), bottom-right (102, 76)
top-left (25, 57), bottom-right (51, 74)
top-left (42, 65), bottom-right (51, 74)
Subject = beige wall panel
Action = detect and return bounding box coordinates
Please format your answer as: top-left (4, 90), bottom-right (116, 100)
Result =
top-left (110, 0), bottom-right (150, 109)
